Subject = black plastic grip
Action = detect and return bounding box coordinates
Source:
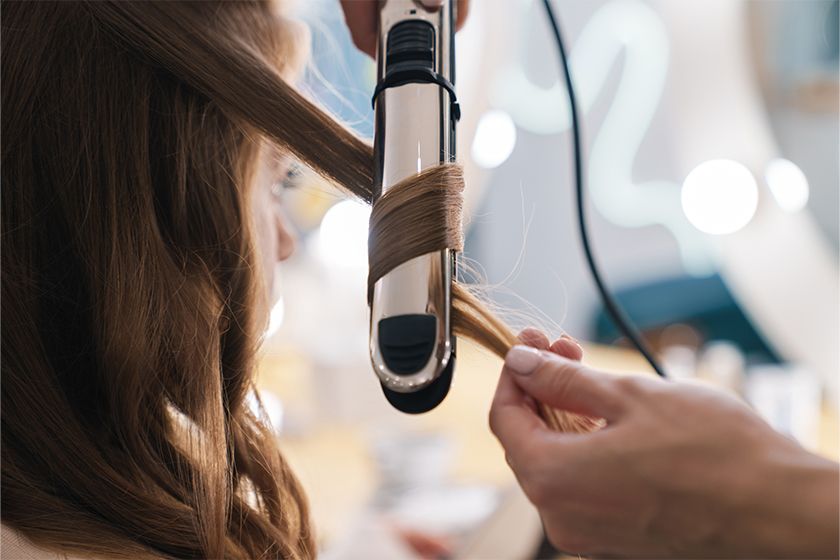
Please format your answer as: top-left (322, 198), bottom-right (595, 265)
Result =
top-left (371, 19), bottom-right (460, 120)
top-left (381, 349), bottom-right (455, 414)
top-left (386, 20), bottom-right (435, 72)
top-left (377, 314), bottom-right (455, 413)
top-left (378, 314), bottom-right (437, 374)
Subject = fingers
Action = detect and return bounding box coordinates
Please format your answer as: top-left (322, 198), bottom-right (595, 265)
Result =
top-left (426, 0), bottom-right (470, 31)
top-left (550, 335), bottom-right (583, 361)
top-left (340, 0), bottom-right (378, 57)
top-left (419, 0), bottom-right (470, 29)
top-left (503, 346), bottom-right (625, 421)
top-left (456, 0), bottom-right (470, 30)
top-left (518, 327), bottom-right (550, 350)
top-left (490, 334), bottom-right (596, 475)
top-left (489, 367), bottom-right (548, 461)
top-left (342, 0), bottom-right (471, 58)
top-left (519, 328), bottom-right (583, 361)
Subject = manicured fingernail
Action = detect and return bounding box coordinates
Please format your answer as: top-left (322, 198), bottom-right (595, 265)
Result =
top-left (418, 0), bottom-right (444, 8)
top-left (505, 345), bottom-right (543, 376)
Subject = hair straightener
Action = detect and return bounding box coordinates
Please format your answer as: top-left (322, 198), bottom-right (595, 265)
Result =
top-left (369, 0), bottom-right (460, 414)
top-left (368, 0), bottom-right (666, 415)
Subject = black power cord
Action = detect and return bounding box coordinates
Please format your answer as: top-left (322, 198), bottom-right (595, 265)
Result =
top-left (541, 0), bottom-right (667, 378)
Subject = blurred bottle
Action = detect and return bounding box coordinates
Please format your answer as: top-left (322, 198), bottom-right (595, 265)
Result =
top-left (746, 364), bottom-right (822, 451)
top-left (697, 340), bottom-right (747, 395)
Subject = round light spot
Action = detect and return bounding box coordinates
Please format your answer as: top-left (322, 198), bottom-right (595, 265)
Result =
top-left (314, 199), bottom-right (371, 267)
top-left (681, 160), bottom-right (758, 235)
top-left (471, 109), bottom-right (517, 169)
top-left (765, 158), bottom-right (809, 212)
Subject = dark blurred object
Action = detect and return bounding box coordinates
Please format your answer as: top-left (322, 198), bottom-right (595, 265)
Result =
top-left (533, 533), bottom-right (559, 560)
top-left (591, 275), bottom-right (781, 364)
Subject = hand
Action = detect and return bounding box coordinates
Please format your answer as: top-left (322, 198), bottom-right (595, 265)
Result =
top-left (489, 341), bottom-right (840, 558)
top-left (340, 0), bottom-right (470, 58)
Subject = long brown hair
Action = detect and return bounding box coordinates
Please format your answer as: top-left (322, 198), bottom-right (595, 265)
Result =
top-left (1, 1), bottom-right (340, 558)
top-left (2, 1), bottom-right (589, 558)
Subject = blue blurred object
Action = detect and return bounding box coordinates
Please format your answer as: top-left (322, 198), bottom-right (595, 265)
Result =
top-left (592, 275), bottom-right (782, 363)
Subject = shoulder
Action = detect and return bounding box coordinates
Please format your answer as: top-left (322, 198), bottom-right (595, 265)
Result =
top-left (1, 524), bottom-right (86, 560)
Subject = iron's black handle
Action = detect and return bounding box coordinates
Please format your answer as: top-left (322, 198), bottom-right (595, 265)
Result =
top-left (380, 341), bottom-right (455, 414)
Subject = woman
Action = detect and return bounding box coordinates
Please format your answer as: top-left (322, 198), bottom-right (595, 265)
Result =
top-left (3, 1), bottom-right (483, 557)
top-left (1, 1), bottom-right (373, 558)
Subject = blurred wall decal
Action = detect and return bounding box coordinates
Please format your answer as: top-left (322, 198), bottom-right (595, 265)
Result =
top-left (494, 0), bottom-right (715, 274)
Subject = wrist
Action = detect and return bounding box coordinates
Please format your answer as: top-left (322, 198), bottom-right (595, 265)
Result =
top-left (740, 443), bottom-right (839, 558)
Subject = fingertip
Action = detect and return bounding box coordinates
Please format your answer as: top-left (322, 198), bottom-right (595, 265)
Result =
top-left (559, 333), bottom-right (582, 347)
top-left (518, 327), bottom-right (550, 350)
top-left (362, 39), bottom-right (377, 58)
top-left (550, 337), bottom-right (583, 361)
top-left (349, 30), bottom-right (377, 58)
top-left (505, 345), bottom-right (544, 377)
top-left (340, 0), bottom-right (378, 57)
top-left (456, 0), bottom-right (470, 29)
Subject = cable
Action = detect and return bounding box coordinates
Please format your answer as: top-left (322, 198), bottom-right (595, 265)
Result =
top-left (541, 0), bottom-right (667, 378)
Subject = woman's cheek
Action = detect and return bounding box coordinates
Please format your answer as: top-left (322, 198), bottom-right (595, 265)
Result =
top-left (252, 193), bottom-right (278, 312)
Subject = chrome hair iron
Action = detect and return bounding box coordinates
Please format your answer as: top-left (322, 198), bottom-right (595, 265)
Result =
top-left (370, 0), bottom-right (460, 414)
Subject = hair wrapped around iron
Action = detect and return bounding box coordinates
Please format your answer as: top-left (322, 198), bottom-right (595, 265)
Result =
top-left (366, 165), bottom-right (598, 433)
top-left (2, 1), bottom-right (593, 558)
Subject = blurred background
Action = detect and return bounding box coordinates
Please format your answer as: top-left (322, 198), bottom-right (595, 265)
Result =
top-left (257, 0), bottom-right (839, 557)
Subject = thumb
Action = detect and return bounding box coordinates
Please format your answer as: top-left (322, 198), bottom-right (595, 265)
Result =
top-left (503, 345), bottom-right (626, 422)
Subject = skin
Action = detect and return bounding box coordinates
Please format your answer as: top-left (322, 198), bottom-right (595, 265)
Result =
top-left (491, 332), bottom-right (840, 558)
top-left (340, 0), bottom-right (470, 58)
top-left (250, 144), bottom-right (297, 321)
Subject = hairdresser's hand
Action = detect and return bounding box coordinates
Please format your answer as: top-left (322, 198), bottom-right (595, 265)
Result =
top-left (489, 346), bottom-right (840, 558)
top-left (517, 327), bottom-right (584, 361)
top-left (340, 0), bottom-right (470, 58)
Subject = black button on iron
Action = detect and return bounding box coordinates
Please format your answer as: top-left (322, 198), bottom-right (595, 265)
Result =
top-left (378, 314), bottom-right (437, 375)
top-left (386, 20), bottom-right (435, 73)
